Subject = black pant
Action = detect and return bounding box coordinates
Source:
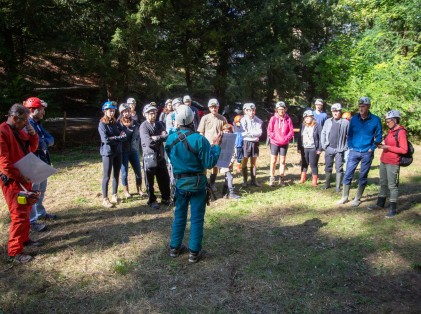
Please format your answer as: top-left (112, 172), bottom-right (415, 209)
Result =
top-left (102, 153), bottom-right (122, 197)
top-left (144, 158), bottom-right (171, 204)
top-left (301, 148), bottom-right (319, 176)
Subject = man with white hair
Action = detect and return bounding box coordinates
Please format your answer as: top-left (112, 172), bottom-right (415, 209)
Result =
top-left (321, 103), bottom-right (349, 192)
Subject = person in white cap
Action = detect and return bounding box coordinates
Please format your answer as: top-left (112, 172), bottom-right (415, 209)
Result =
top-left (126, 97), bottom-right (138, 121)
top-left (183, 95), bottom-right (200, 130)
top-left (240, 103), bottom-right (263, 187)
top-left (368, 110), bottom-right (409, 218)
top-left (166, 98), bottom-right (183, 133)
top-left (197, 98), bottom-right (227, 192)
top-left (313, 98), bottom-right (328, 127)
top-left (321, 103), bottom-right (349, 192)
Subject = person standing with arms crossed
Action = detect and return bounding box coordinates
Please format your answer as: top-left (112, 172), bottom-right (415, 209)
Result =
top-left (165, 105), bottom-right (221, 263)
top-left (0, 104), bottom-right (39, 264)
top-left (197, 98), bottom-right (227, 193)
top-left (337, 97), bottom-right (382, 206)
top-left (321, 103), bottom-right (349, 192)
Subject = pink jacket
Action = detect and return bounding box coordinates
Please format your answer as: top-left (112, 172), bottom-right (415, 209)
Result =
top-left (267, 113), bottom-right (294, 146)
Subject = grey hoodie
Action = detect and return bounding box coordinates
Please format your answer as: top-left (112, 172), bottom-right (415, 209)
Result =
top-left (321, 117), bottom-right (349, 153)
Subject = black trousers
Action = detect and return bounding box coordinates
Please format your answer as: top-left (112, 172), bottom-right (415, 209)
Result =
top-left (144, 158), bottom-right (171, 204)
top-left (102, 153), bottom-right (122, 198)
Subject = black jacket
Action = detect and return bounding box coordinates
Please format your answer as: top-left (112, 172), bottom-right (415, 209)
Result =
top-left (139, 121), bottom-right (168, 160)
top-left (298, 123), bottom-right (322, 151)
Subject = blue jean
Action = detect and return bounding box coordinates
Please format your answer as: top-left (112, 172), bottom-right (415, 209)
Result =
top-left (170, 187), bottom-right (207, 252)
top-left (121, 150), bottom-right (142, 186)
top-left (30, 179), bottom-right (48, 223)
top-left (343, 150), bottom-right (374, 186)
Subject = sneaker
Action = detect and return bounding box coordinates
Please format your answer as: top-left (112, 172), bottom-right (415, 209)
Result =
top-left (189, 250), bottom-right (204, 263)
top-left (40, 213), bottom-right (58, 220)
top-left (7, 253), bottom-right (33, 264)
top-left (110, 194), bottom-right (120, 204)
top-left (102, 197), bottom-right (114, 208)
top-left (24, 239), bottom-right (41, 247)
top-left (30, 222), bottom-right (47, 232)
top-left (170, 244), bottom-right (187, 258)
top-left (149, 202), bottom-right (160, 209)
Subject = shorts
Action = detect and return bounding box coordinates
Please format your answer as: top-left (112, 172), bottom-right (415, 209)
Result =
top-left (270, 143), bottom-right (288, 156)
top-left (243, 141), bottom-right (259, 158)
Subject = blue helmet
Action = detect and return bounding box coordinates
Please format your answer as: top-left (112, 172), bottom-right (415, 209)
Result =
top-left (102, 101), bottom-right (117, 111)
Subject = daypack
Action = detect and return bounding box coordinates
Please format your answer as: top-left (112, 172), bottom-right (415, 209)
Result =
top-left (394, 129), bottom-right (414, 167)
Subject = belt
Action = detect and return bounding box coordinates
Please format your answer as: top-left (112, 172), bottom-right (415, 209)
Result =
top-left (174, 172), bottom-right (205, 179)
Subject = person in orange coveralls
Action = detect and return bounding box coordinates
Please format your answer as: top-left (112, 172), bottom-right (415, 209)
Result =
top-left (0, 103), bottom-right (39, 264)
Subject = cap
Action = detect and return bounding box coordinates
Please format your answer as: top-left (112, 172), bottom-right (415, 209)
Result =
top-left (358, 97), bottom-right (371, 105)
top-left (119, 103), bottom-right (130, 114)
top-left (126, 98), bottom-right (136, 104)
top-left (315, 98), bottom-right (323, 105)
top-left (275, 101), bottom-right (286, 109)
top-left (331, 103), bottom-right (342, 111)
top-left (183, 95), bottom-right (192, 102)
top-left (243, 103), bottom-right (256, 110)
top-left (303, 109), bottom-right (314, 117)
top-left (208, 98), bottom-right (219, 107)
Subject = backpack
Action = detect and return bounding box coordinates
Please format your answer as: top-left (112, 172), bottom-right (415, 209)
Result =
top-left (394, 129), bottom-right (414, 167)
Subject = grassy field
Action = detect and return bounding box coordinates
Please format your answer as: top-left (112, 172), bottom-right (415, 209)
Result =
top-left (1, 143), bottom-right (420, 313)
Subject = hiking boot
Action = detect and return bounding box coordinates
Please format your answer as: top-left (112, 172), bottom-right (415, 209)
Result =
top-left (279, 176), bottom-right (286, 187)
top-left (242, 167), bottom-right (248, 187)
top-left (161, 199), bottom-right (171, 206)
top-left (102, 197), bottom-right (114, 208)
top-left (189, 250), bottom-right (204, 263)
top-left (324, 172), bottom-right (332, 189)
top-left (337, 184), bottom-right (351, 205)
top-left (8, 253), bottom-right (33, 264)
top-left (350, 185), bottom-right (366, 207)
top-left (228, 188), bottom-right (241, 199)
top-left (299, 172), bottom-right (307, 183)
top-left (40, 213), bottom-right (58, 220)
top-left (111, 194), bottom-right (120, 204)
top-left (269, 176), bottom-right (276, 187)
top-left (24, 239), bottom-right (41, 247)
top-left (250, 167), bottom-right (261, 187)
top-left (367, 197), bottom-right (387, 210)
top-left (312, 175), bottom-right (318, 187)
top-left (123, 186), bottom-right (132, 198)
top-left (149, 202), bottom-right (160, 209)
top-left (385, 202), bottom-right (398, 218)
top-left (30, 222), bottom-right (47, 232)
top-left (170, 244), bottom-right (187, 258)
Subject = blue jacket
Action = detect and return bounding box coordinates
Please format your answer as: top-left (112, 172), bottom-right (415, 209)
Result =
top-left (348, 112), bottom-right (382, 153)
top-left (165, 128), bottom-right (221, 191)
top-left (29, 118), bottom-right (54, 165)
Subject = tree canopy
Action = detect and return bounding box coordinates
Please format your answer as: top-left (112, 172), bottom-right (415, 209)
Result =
top-left (1, 0), bottom-right (420, 134)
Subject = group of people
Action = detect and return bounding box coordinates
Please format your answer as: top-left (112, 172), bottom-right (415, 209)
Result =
top-left (0, 94), bottom-right (410, 265)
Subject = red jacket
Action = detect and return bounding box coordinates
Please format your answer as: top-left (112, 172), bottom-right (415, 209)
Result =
top-left (0, 122), bottom-right (39, 181)
top-left (267, 113), bottom-right (294, 146)
top-left (380, 125), bottom-right (408, 165)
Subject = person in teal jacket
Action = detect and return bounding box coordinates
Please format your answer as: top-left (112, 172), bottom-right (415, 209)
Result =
top-left (165, 105), bottom-right (221, 263)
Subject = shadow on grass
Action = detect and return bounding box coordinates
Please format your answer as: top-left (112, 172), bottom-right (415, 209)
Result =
top-left (1, 199), bottom-right (420, 313)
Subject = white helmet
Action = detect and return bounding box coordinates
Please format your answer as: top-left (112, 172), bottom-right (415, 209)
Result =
top-left (275, 101), bottom-right (286, 109)
top-left (358, 97), bottom-right (371, 105)
top-left (175, 105), bottom-right (194, 126)
top-left (208, 98), bottom-right (219, 107)
top-left (126, 97), bottom-right (136, 105)
top-left (303, 109), bottom-right (314, 117)
top-left (183, 95), bottom-right (192, 103)
top-left (331, 103), bottom-right (342, 111)
top-left (119, 103), bottom-right (130, 114)
top-left (243, 102), bottom-right (256, 110)
top-left (172, 98), bottom-right (183, 109)
top-left (143, 104), bottom-right (157, 115)
top-left (314, 98), bottom-right (323, 105)
top-left (385, 110), bottom-right (401, 120)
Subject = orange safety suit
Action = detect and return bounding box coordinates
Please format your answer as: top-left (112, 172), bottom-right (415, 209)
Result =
top-left (0, 122), bottom-right (38, 256)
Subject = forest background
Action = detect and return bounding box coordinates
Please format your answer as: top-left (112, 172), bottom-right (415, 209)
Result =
top-left (0, 0), bottom-right (420, 136)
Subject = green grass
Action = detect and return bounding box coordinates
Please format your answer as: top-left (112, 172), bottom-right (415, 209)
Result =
top-left (0, 143), bottom-right (420, 313)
